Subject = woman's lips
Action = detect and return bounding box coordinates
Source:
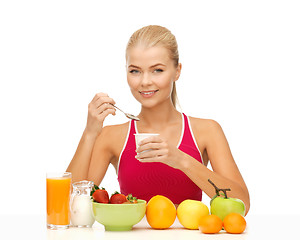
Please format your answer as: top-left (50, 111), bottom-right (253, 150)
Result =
top-left (139, 90), bottom-right (159, 98)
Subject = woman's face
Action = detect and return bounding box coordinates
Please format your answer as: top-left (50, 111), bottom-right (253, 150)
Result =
top-left (126, 45), bottom-right (181, 109)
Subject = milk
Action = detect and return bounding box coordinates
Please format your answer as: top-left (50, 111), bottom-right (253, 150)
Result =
top-left (70, 195), bottom-right (95, 227)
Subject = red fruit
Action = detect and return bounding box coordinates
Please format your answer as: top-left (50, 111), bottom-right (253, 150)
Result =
top-left (110, 191), bottom-right (127, 204)
top-left (126, 194), bottom-right (138, 203)
top-left (92, 188), bottom-right (109, 203)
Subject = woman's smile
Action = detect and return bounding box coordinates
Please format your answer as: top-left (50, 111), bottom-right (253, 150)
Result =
top-left (139, 90), bottom-right (159, 98)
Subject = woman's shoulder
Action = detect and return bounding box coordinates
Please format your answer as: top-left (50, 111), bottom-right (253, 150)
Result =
top-left (101, 121), bottom-right (130, 139)
top-left (95, 121), bottom-right (130, 155)
top-left (188, 116), bottom-right (221, 129)
top-left (188, 116), bottom-right (223, 138)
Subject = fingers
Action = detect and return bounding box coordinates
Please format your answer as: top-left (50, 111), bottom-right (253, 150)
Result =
top-left (139, 136), bottom-right (163, 146)
top-left (91, 92), bottom-right (107, 103)
top-left (135, 137), bottom-right (181, 169)
top-left (136, 142), bottom-right (162, 153)
top-left (99, 108), bottom-right (116, 120)
top-left (136, 136), bottom-right (164, 152)
top-left (94, 102), bottom-right (116, 116)
top-left (135, 136), bottom-right (169, 162)
top-left (88, 102), bottom-right (116, 121)
top-left (88, 93), bottom-right (116, 117)
top-left (85, 93), bottom-right (117, 135)
top-left (135, 149), bottom-right (167, 162)
top-left (134, 137), bottom-right (180, 168)
top-left (136, 155), bottom-right (165, 163)
top-left (90, 92), bottom-right (116, 108)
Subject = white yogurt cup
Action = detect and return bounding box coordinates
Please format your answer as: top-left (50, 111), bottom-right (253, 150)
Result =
top-left (134, 133), bottom-right (159, 149)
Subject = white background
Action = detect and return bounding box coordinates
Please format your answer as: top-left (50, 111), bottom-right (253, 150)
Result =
top-left (0, 0), bottom-right (299, 217)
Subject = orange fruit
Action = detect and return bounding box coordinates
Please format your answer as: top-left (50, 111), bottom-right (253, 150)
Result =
top-left (223, 213), bottom-right (247, 234)
top-left (198, 214), bottom-right (223, 234)
top-left (146, 195), bottom-right (176, 229)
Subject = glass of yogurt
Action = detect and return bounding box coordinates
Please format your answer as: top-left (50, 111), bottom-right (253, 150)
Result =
top-left (70, 180), bottom-right (95, 228)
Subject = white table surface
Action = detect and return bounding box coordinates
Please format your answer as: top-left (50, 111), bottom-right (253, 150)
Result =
top-left (1, 214), bottom-right (299, 239)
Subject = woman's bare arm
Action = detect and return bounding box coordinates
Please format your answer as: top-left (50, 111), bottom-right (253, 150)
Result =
top-left (87, 126), bottom-right (115, 186)
top-left (181, 119), bottom-right (250, 214)
top-left (66, 130), bottom-right (98, 183)
top-left (87, 123), bottom-right (128, 186)
top-left (66, 93), bottom-right (116, 183)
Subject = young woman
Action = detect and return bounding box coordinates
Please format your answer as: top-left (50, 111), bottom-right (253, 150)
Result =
top-left (67, 25), bottom-right (250, 214)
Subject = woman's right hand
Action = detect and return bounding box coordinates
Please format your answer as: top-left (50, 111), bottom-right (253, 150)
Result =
top-left (84, 92), bottom-right (116, 137)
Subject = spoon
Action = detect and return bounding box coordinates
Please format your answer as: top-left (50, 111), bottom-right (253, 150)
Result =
top-left (111, 104), bottom-right (140, 121)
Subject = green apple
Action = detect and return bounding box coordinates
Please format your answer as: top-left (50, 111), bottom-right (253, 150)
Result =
top-left (208, 179), bottom-right (245, 221)
top-left (210, 196), bottom-right (245, 221)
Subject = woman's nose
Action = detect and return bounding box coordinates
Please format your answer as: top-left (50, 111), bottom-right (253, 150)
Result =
top-left (140, 73), bottom-right (152, 86)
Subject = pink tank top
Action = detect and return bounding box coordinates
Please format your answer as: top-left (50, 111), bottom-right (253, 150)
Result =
top-left (117, 113), bottom-right (203, 204)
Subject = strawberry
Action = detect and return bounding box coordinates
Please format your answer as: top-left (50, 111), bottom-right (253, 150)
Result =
top-left (91, 186), bottom-right (109, 203)
top-left (110, 191), bottom-right (127, 204)
top-left (126, 194), bottom-right (138, 203)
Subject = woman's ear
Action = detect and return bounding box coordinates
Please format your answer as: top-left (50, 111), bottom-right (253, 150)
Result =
top-left (175, 63), bottom-right (182, 81)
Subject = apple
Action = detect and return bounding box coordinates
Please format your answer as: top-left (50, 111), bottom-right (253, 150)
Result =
top-left (210, 196), bottom-right (245, 221)
top-left (208, 179), bottom-right (246, 221)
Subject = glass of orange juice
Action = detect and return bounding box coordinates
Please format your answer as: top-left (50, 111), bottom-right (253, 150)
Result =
top-left (46, 172), bottom-right (72, 229)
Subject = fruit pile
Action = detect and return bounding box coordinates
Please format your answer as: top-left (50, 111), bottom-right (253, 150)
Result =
top-left (145, 179), bottom-right (247, 234)
top-left (91, 186), bottom-right (137, 204)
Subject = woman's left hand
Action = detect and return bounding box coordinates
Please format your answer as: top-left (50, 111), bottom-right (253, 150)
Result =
top-left (135, 135), bottom-right (185, 169)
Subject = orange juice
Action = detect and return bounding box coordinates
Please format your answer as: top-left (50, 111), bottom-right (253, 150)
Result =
top-left (46, 173), bottom-right (71, 228)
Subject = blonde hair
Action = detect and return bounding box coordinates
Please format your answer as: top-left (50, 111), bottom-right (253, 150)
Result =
top-left (126, 25), bottom-right (179, 108)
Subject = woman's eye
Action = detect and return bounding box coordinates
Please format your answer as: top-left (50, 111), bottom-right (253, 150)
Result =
top-left (154, 69), bottom-right (163, 73)
top-left (129, 69), bottom-right (139, 74)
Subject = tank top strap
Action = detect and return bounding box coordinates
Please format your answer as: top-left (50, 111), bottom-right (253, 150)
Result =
top-left (126, 119), bottom-right (137, 150)
top-left (117, 120), bottom-right (136, 174)
top-left (182, 113), bottom-right (193, 141)
top-left (130, 119), bottom-right (136, 134)
top-left (179, 113), bottom-right (203, 164)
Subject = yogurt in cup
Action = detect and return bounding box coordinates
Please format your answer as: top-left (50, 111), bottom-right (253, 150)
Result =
top-left (134, 133), bottom-right (159, 150)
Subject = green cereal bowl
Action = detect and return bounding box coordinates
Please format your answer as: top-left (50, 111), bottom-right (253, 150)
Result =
top-left (92, 199), bottom-right (146, 231)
